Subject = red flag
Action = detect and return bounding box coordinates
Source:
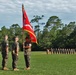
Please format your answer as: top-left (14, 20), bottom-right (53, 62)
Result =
top-left (22, 4), bottom-right (37, 43)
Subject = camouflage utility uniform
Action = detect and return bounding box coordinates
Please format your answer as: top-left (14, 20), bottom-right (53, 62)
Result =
top-left (1, 40), bottom-right (9, 69)
top-left (12, 41), bottom-right (19, 69)
top-left (23, 42), bottom-right (31, 68)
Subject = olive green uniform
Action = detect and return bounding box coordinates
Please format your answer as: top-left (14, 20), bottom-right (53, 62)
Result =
top-left (1, 40), bottom-right (9, 68)
top-left (23, 42), bottom-right (31, 68)
top-left (12, 41), bottom-right (19, 69)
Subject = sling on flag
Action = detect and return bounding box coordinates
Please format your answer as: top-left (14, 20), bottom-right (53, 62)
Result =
top-left (22, 4), bottom-right (37, 43)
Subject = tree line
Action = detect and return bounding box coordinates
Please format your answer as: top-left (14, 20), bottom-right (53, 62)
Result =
top-left (0, 15), bottom-right (76, 51)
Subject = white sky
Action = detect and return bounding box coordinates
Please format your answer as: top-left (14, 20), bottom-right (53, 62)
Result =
top-left (0, 0), bottom-right (76, 29)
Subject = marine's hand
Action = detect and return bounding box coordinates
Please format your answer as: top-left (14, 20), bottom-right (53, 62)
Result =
top-left (5, 54), bottom-right (8, 59)
top-left (16, 53), bottom-right (18, 56)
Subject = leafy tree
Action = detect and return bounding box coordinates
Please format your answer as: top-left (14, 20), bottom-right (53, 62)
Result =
top-left (31, 15), bottom-right (44, 44)
top-left (41, 16), bottom-right (63, 48)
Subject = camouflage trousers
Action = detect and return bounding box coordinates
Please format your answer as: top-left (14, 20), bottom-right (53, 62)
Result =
top-left (12, 54), bottom-right (18, 69)
top-left (2, 53), bottom-right (8, 68)
top-left (24, 55), bottom-right (30, 68)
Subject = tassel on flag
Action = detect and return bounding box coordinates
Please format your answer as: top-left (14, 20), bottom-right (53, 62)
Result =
top-left (22, 4), bottom-right (37, 43)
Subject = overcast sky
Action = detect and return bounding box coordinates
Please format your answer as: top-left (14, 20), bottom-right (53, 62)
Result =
top-left (0, 0), bottom-right (76, 29)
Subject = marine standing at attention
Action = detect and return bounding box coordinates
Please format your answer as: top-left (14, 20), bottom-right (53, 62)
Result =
top-left (23, 36), bottom-right (32, 70)
top-left (11, 36), bottom-right (19, 71)
top-left (1, 35), bottom-right (9, 70)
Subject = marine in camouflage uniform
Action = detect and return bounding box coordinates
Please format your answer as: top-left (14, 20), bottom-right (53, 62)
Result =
top-left (23, 36), bottom-right (32, 70)
top-left (11, 36), bottom-right (19, 71)
top-left (1, 35), bottom-right (9, 70)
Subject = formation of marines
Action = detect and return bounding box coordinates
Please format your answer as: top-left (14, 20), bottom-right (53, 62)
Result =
top-left (1, 35), bottom-right (31, 71)
top-left (46, 48), bottom-right (76, 54)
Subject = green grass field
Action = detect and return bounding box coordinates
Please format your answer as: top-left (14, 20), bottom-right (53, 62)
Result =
top-left (0, 52), bottom-right (76, 75)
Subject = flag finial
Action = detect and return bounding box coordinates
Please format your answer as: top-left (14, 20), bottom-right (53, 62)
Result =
top-left (22, 4), bottom-right (24, 11)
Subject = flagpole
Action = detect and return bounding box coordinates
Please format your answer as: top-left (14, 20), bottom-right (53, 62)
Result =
top-left (22, 4), bottom-right (24, 44)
